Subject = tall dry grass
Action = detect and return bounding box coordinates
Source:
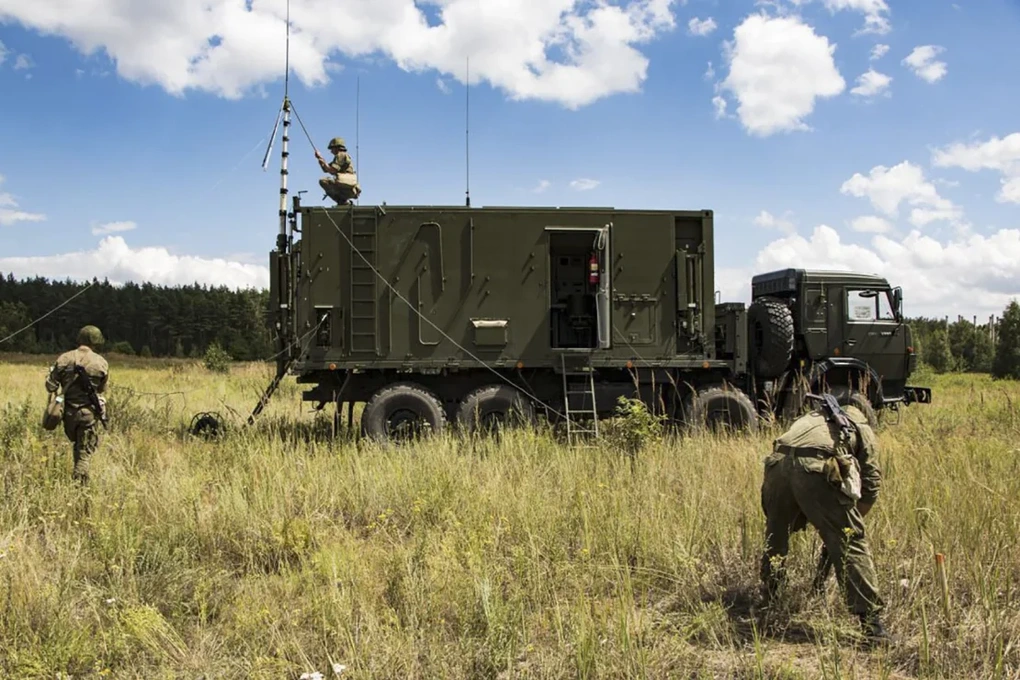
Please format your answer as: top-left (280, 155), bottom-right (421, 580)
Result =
top-left (0, 355), bottom-right (1018, 678)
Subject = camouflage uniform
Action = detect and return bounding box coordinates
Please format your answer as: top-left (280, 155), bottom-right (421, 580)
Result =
top-left (45, 325), bottom-right (109, 484)
top-left (759, 403), bottom-right (890, 640)
top-left (317, 136), bottom-right (361, 205)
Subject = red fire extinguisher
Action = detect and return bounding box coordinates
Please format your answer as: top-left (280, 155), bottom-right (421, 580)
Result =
top-left (588, 252), bottom-right (599, 286)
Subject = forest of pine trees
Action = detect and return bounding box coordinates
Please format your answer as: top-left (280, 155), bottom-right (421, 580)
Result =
top-left (2, 272), bottom-right (1019, 379)
top-left (0, 273), bottom-right (274, 360)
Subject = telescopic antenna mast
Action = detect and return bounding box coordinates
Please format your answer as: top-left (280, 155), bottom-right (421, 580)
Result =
top-left (261, 0), bottom-right (293, 253)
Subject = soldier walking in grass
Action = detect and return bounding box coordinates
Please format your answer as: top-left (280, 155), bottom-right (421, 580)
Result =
top-left (44, 325), bottom-right (109, 485)
top-left (758, 393), bottom-right (894, 645)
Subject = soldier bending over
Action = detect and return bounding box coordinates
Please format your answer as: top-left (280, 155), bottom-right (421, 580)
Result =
top-left (759, 394), bottom-right (893, 645)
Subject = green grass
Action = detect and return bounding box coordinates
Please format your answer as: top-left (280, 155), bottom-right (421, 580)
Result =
top-left (1, 355), bottom-right (1018, 678)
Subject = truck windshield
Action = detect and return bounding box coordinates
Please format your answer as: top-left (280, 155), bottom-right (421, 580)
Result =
top-left (847, 289), bottom-right (896, 322)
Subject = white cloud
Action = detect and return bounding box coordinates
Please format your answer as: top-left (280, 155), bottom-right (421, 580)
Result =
top-left (91, 220), bottom-right (137, 235)
top-left (932, 133), bottom-right (1020, 172)
top-left (839, 161), bottom-right (964, 228)
top-left (570, 178), bottom-right (600, 191)
top-left (716, 13), bottom-right (845, 137)
top-left (0, 40), bottom-right (7, 66)
top-left (0, 174), bottom-right (46, 227)
top-left (1001, 177), bottom-right (1020, 204)
top-left (822, 0), bottom-right (890, 35)
top-left (688, 17), bottom-right (716, 36)
top-left (533, 179), bottom-right (551, 193)
top-left (722, 225), bottom-right (1020, 318)
top-left (436, 77), bottom-right (450, 94)
top-left (711, 95), bottom-right (728, 119)
top-left (0, 0), bottom-right (679, 110)
top-left (869, 43), bottom-right (889, 61)
top-left (902, 45), bottom-right (947, 83)
top-left (932, 132), bottom-right (1020, 205)
top-left (754, 210), bottom-right (797, 235)
top-left (13, 53), bottom-right (33, 70)
top-left (850, 215), bottom-right (892, 233)
top-left (703, 61), bottom-right (715, 80)
top-left (850, 68), bottom-right (891, 98)
top-left (0, 236), bottom-right (269, 290)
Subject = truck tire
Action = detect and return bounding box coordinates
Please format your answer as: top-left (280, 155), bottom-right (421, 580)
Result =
top-left (360, 382), bottom-right (447, 442)
top-left (748, 297), bottom-right (794, 379)
top-left (456, 384), bottom-right (536, 435)
top-left (829, 385), bottom-right (878, 429)
top-left (685, 386), bottom-right (759, 434)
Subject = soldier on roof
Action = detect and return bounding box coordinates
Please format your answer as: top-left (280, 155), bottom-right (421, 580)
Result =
top-left (316, 136), bottom-right (362, 205)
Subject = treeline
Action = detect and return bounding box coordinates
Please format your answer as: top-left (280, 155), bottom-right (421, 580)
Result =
top-left (0, 273), bottom-right (274, 361)
top-left (3, 273), bottom-right (1020, 379)
top-left (909, 316), bottom-right (996, 373)
top-left (903, 300), bottom-right (1020, 379)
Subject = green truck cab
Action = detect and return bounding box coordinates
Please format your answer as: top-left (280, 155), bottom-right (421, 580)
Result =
top-left (744, 268), bottom-right (931, 425)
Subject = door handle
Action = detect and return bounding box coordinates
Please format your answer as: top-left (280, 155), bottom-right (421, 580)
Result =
top-left (846, 339), bottom-right (856, 346)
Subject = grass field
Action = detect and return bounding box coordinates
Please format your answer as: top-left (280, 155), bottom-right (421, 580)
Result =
top-left (1, 353), bottom-right (1018, 679)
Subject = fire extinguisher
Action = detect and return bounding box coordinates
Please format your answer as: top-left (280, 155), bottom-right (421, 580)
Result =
top-left (588, 252), bottom-right (599, 286)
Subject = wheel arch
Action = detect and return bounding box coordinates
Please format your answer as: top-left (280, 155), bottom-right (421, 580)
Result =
top-left (807, 358), bottom-right (884, 407)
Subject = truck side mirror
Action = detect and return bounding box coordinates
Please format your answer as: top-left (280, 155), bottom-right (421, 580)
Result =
top-left (892, 287), bottom-right (903, 319)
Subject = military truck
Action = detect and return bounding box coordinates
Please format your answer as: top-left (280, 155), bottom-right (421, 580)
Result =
top-left (266, 197), bottom-right (930, 441)
top-left (742, 268), bottom-right (931, 427)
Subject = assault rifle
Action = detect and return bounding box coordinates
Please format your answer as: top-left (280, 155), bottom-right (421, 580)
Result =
top-left (804, 392), bottom-right (858, 593)
top-left (73, 363), bottom-right (108, 429)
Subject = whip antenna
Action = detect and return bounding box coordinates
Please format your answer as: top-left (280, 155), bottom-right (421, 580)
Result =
top-left (356, 75), bottom-right (360, 206)
top-left (465, 56), bottom-right (471, 207)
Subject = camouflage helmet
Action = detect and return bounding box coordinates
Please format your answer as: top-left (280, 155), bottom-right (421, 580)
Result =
top-left (77, 325), bottom-right (104, 348)
top-left (328, 137), bottom-right (346, 150)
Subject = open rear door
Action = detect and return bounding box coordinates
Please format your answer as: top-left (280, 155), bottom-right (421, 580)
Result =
top-left (545, 224), bottom-right (611, 350)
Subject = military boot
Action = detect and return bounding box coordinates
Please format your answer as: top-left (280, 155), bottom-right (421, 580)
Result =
top-left (858, 613), bottom-right (896, 646)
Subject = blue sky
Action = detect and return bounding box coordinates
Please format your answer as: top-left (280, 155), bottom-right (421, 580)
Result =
top-left (1, 0), bottom-right (1019, 318)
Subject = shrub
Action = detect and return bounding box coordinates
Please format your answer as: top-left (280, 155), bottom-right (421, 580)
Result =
top-left (203, 342), bottom-right (232, 373)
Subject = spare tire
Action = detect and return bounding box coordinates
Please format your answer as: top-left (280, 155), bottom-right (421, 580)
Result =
top-left (748, 297), bottom-right (794, 379)
top-left (361, 382), bottom-right (447, 443)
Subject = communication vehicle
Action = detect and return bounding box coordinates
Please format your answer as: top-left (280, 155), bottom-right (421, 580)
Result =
top-left (264, 198), bottom-right (931, 442)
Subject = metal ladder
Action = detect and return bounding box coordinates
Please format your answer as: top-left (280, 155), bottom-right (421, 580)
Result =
top-left (560, 353), bottom-right (599, 446)
top-left (349, 209), bottom-right (379, 355)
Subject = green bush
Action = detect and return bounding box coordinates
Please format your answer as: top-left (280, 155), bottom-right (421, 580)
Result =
top-left (109, 340), bottom-right (136, 355)
top-left (203, 342), bottom-right (232, 373)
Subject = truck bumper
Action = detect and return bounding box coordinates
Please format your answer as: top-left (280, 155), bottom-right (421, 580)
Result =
top-left (903, 385), bottom-right (932, 405)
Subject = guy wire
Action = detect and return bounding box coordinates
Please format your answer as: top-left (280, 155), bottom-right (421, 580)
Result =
top-left (0, 281), bottom-right (95, 345)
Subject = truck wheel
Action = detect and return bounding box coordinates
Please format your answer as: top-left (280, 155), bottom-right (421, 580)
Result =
top-left (748, 297), bottom-right (794, 379)
top-left (829, 386), bottom-right (878, 428)
top-left (456, 384), bottom-right (536, 435)
top-left (686, 387), bottom-right (758, 434)
top-left (360, 382), bottom-right (447, 442)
